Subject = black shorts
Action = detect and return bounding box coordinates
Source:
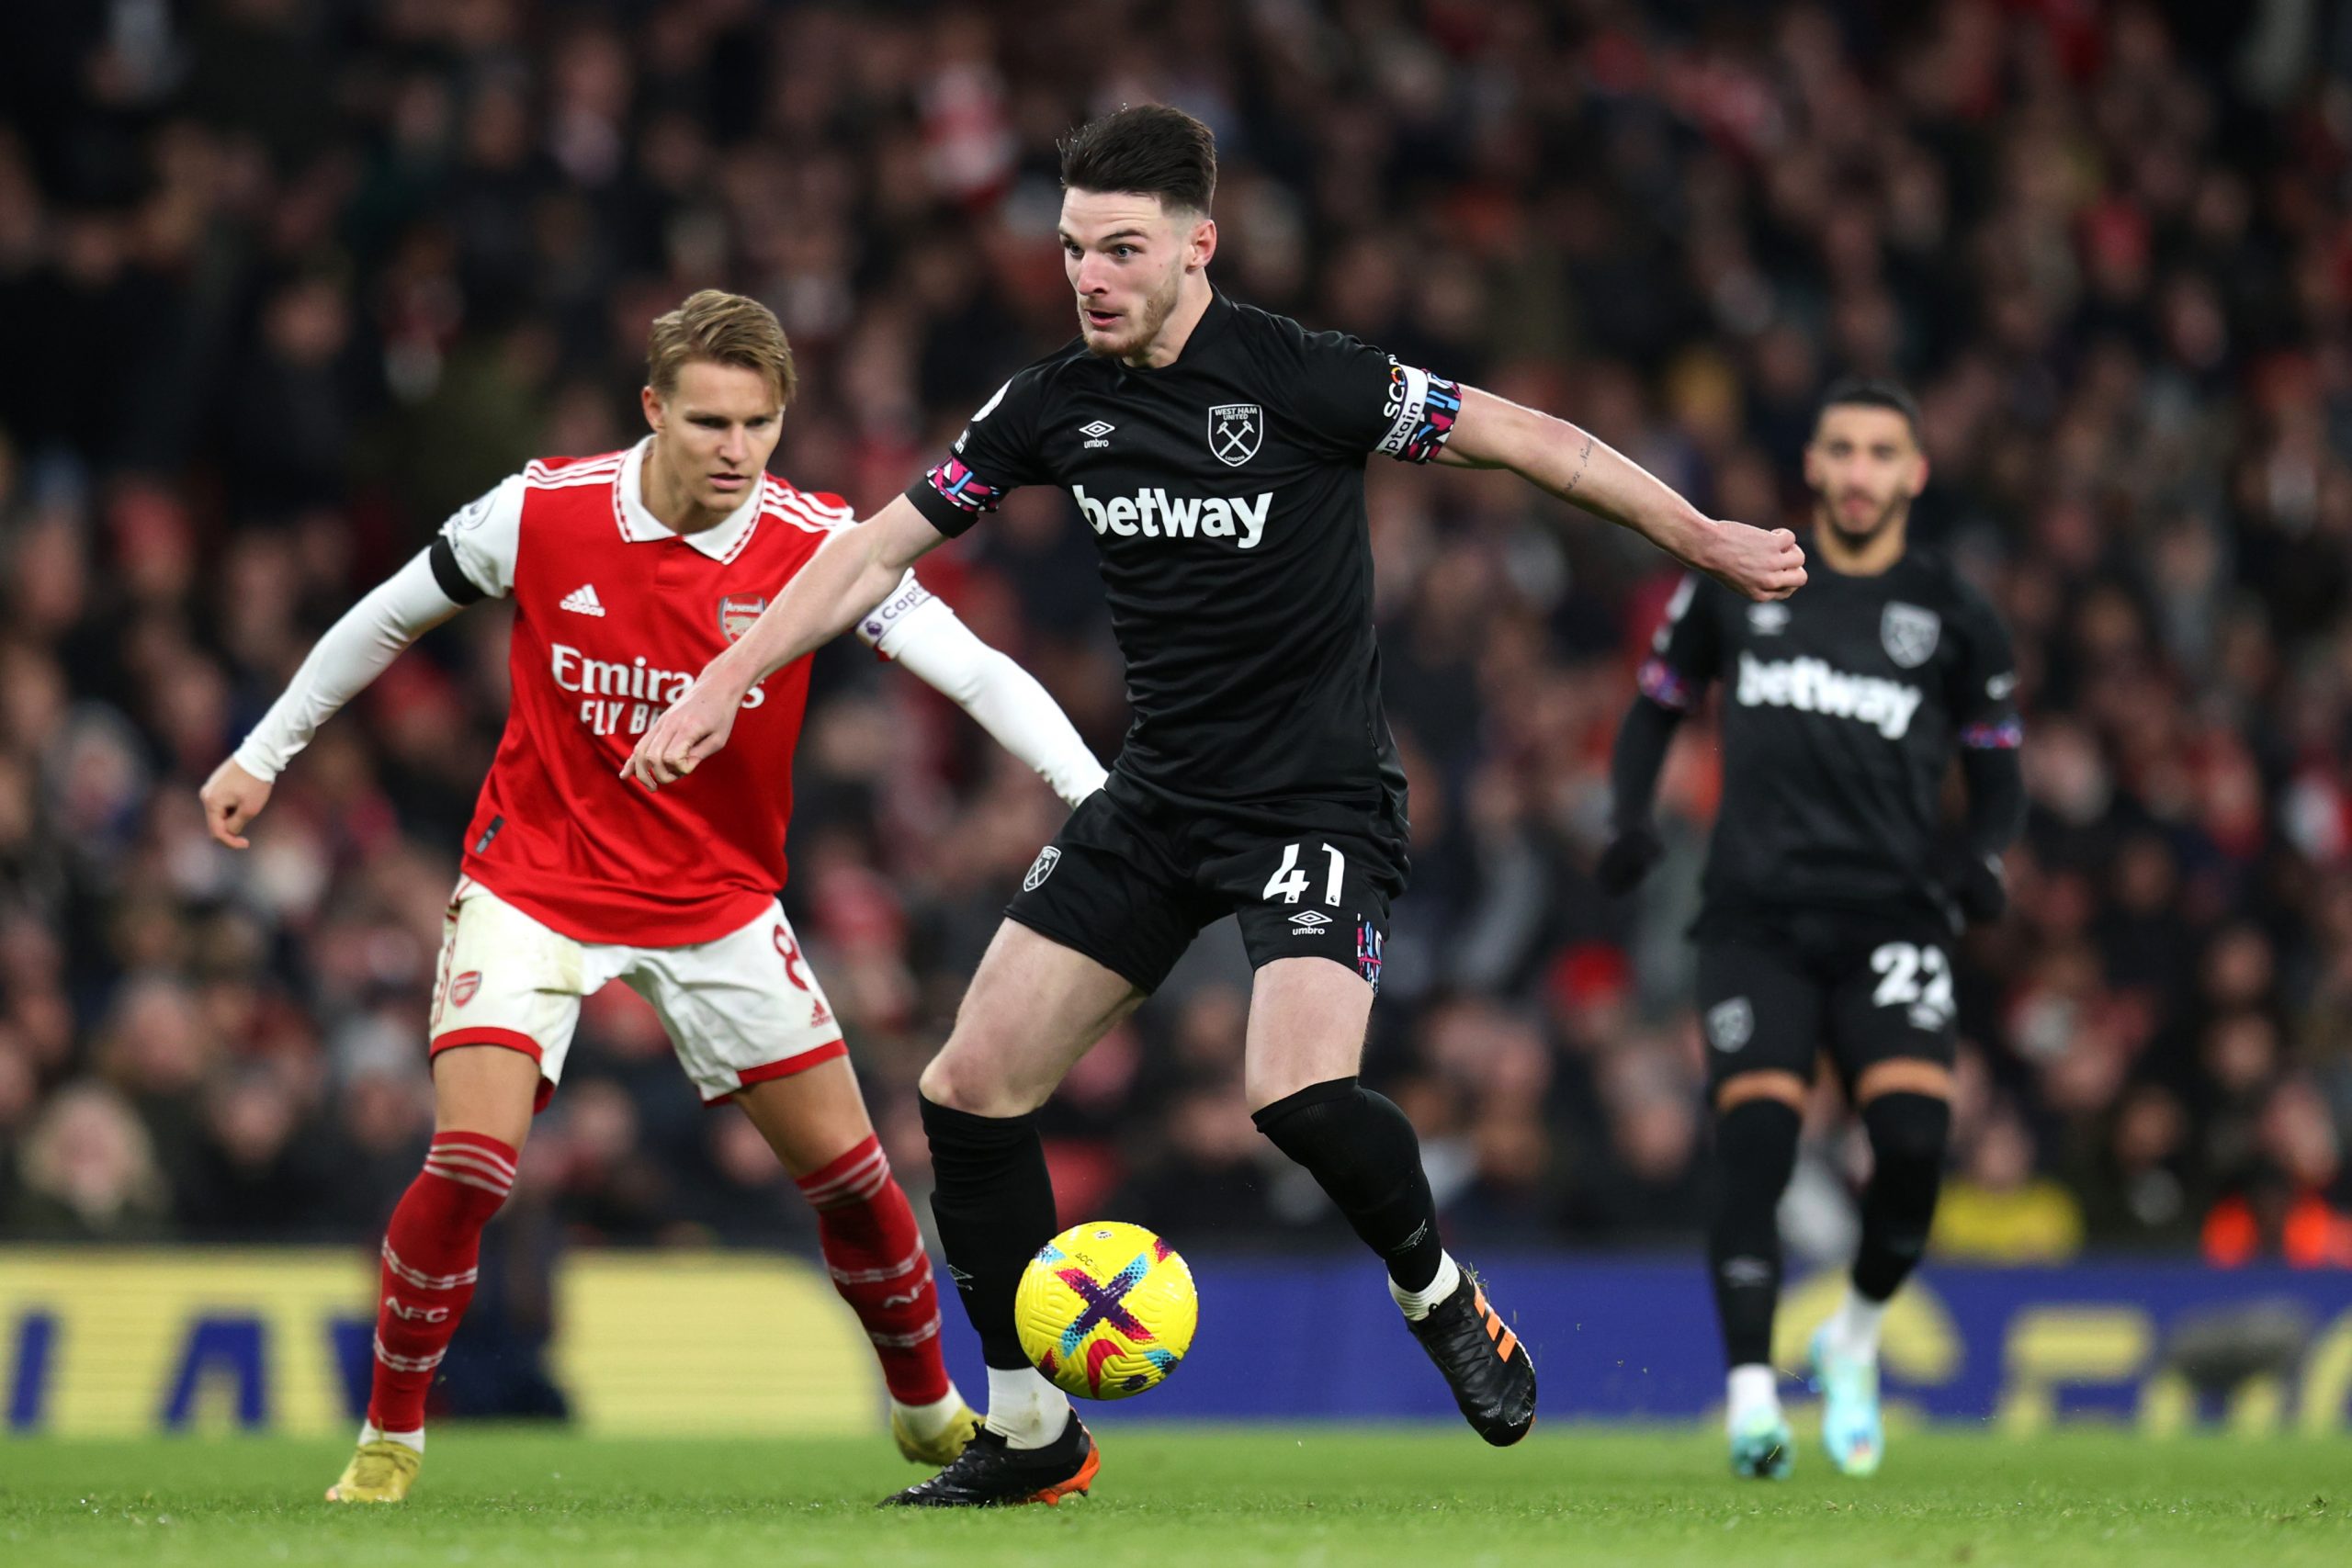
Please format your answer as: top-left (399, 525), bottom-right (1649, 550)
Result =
top-left (1693, 907), bottom-right (1958, 1093)
top-left (1006, 787), bottom-right (1404, 996)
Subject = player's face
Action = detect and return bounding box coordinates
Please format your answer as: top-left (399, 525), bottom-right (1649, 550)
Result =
top-left (641, 360), bottom-right (785, 518)
top-left (1059, 188), bottom-right (1214, 362)
top-left (1804, 405), bottom-right (1927, 544)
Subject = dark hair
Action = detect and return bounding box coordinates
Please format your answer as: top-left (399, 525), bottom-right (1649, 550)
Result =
top-left (1058, 105), bottom-right (1217, 214)
top-left (1817, 376), bottom-right (1923, 442)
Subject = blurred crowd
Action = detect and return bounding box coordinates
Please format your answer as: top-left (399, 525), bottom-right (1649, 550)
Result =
top-left (4, 0), bottom-right (2352, 1278)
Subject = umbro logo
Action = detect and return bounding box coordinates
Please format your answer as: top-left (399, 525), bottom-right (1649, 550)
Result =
top-left (1080, 419), bottom-right (1115, 451)
top-left (1288, 909), bottom-right (1333, 935)
top-left (560, 583), bottom-right (605, 616)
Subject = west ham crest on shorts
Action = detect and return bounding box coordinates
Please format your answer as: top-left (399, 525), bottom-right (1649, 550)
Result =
top-left (1023, 845), bottom-right (1061, 891)
top-left (1706, 997), bottom-right (1752, 1052)
top-left (718, 594), bottom-right (768, 643)
top-left (1881, 602), bottom-right (1940, 669)
top-left (1208, 403), bottom-right (1262, 467)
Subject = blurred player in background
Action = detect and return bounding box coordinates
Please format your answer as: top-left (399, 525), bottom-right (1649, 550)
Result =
top-left (1599, 379), bottom-right (2026, 1479)
top-left (198, 290), bottom-right (1108, 1502)
top-left (628, 107), bottom-right (1805, 1506)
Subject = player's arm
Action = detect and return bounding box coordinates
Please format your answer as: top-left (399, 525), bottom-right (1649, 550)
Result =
top-left (1947, 594), bottom-right (2026, 924)
top-left (861, 577), bottom-right (1108, 807)
top-left (1596, 577), bottom-right (1722, 895)
top-left (1437, 388), bottom-right (1805, 604)
top-left (198, 544), bottom-right (476, 848)
top-left (624, 496), bottom-right (944, 789)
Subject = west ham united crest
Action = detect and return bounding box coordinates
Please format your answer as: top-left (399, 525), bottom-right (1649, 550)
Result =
top-left (1023, 845), bottom-right (1061, 891)
top-left (718, 594), bottom-right (768, 643)
top-left (1880, 602), bottom-right (1940, 668)
top-left (1208, 402), bottom-right (1262, 467)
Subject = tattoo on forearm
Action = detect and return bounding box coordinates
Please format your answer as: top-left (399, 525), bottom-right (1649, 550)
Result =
top-left (1563, 433), bottom-right (1595, 498)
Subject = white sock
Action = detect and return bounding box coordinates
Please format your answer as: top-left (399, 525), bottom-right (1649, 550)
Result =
top-left (1389, 1251), bottom-right (1463, 1320)
top-left (982, 1364), bottom-right (1069, 1450)
top-left (1826, 1289), bottom-right (1889, 1362)
top-left (892, 1382), bottom-right (970, 1443)
top-left (1725, 1363), bottom-right (1780, 1431)
top-left (358, 1419), bottom-right (424, 1455)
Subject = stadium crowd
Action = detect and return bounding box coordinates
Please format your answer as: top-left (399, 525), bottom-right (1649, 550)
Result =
top-left (4, 0), bottom-right (2352, 1279)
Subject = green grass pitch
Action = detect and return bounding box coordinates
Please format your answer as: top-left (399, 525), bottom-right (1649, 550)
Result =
top-left (3, 1427), bottom-right (2347, 1567)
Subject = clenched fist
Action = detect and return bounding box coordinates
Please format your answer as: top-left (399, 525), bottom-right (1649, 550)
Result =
top-left (200, 758), bottom-right (273, 849)
top-left (1702, 522), bottom-right (1807, 603)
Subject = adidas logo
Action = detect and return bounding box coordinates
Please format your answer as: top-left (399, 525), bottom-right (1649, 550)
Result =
top-left (560, 583), bottom-right (605, 616)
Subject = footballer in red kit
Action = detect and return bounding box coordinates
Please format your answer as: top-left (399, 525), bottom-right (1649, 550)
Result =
top-left (199, 291), bottom-right (1107, 1504)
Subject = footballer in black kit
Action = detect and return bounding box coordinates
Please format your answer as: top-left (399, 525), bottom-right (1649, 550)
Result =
top-left (908, 290), bottom-right (1434, 995)
top-left (1600, 379), bottom-right (2026, 1482)
top-left (632, 104), bottom-right (1806, 1506)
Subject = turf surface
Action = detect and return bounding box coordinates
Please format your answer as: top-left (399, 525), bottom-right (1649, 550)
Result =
top-left (3, 1427), bottom-right (2346, 1567)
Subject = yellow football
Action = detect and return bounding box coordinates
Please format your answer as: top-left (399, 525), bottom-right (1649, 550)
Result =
top-left (1013, 1221), bottom-right (1198, 1400)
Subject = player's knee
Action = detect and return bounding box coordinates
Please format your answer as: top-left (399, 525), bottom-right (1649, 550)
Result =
top-left (1713, 1095), bottom-right (1803, 1201)
top-left (1860, 1089), bottom-right (1951, 1182)
top-left (916, 1046), bottom-right (1044, 1120)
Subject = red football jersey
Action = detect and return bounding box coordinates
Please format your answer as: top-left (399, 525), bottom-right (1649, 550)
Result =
top-left (440, 441), bottom-right (863, 946)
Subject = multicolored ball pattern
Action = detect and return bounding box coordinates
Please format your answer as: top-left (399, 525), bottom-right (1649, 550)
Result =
top-left (1012, 1221), bottom-right (1198, 1401)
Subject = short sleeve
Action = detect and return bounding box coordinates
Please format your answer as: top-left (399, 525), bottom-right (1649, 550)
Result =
top-left (905, 370), bottom-right (1051, 538)
top-left (1286, 328), bottom-right (1462, 463)
top-left (1636, 574), bottom-right (1724, 711)
top-left (1949, 586), bottom-right (2022, 750)
top-left (435, 475), bottom-right (526, 600)
top-left (852, 569), bottom-right (952, 660)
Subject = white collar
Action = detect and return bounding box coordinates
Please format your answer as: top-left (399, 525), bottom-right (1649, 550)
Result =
top-left (616, 436), bottom-right (763, 559)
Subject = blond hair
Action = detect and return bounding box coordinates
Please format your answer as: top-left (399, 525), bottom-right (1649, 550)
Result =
top-left (646, 289), bottom-right (797, 407)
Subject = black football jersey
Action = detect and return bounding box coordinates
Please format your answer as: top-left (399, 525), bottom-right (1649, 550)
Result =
top-left (903, 292), bottom-right (1463, 857)
top-left (1640, 548), bottom-right (2021, 926)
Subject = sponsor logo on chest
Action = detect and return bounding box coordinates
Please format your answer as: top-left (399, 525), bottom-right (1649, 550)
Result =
top-left (1734, 650), bottom-right (1924, 739)
top-left (1071, 484), bottom-right (1272, 549)
top-left (548, 641), bottom-right (766, 739)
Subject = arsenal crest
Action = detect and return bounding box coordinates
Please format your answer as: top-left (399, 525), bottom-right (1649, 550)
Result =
top-left (1208, 403), bottom-right (1262, 467)
top-left (718, 594), bottom-right (768, 643)
top-left (449, 970), bottom-right (481, 1009)
top-left (1881, 602), bottom-right (1940, 669)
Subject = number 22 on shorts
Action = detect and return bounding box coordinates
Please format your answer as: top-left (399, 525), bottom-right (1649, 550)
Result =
top-left (1263, 841), bottom-right (1346, 906)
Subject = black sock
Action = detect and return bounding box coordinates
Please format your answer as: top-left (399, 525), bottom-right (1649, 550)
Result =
top-left (1853, 1092), bottom-right (1950, 1303)
top-left (919, 1093), bottom-right (1057, 1370)
top-left (1252, 1077), bottom-right (1445, 1292)
top-left (1708, 1098), bottom-right (1802, 1369)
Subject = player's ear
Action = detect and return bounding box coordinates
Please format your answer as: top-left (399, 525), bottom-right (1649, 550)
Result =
top-left (640, 384), bottom-right (664, 433)
top-left (1801, 441), bottom-right (1824, 492)
top-left (1189, 215), bottom-right (1217, 273)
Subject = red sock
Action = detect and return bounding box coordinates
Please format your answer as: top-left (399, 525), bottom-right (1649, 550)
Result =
top-left (797, 1135), bottom-right (951, 1406)
top-left (367, 1131), bottom-right (517, 1433)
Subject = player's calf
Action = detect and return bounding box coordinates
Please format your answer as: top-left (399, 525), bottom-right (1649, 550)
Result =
top-left (790, 1134), bottom-right (979, 1463)
top-left (1708, 1089), bottom-right (1803, 1467)
top-left (332, 1126), bottom-right (519, 1499)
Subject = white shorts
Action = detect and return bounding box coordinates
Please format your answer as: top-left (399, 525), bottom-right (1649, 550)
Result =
top-left (426, 878), bottom-right (846, 1109)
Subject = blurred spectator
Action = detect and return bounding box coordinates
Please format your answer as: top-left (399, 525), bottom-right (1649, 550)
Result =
top-left (8, 1081), bottom-right (171, 1240)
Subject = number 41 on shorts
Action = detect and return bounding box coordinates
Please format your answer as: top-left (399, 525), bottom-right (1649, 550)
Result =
top-left (1263, 842), bottom-right (1347, 906)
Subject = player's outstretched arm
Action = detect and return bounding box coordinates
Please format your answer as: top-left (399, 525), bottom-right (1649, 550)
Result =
top-left (625, 495), bottom-right (945, 789)
top-left (1438, 387), bottom-right (1806, 603)
top-left (199, 550), bottom-right (470, 848)
top-left (880, 603), bottom-right (1108, 808)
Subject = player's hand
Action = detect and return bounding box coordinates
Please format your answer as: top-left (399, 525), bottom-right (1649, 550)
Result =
top-left (1952, 850), bottom-right (2007, 925)
top-left (199, 758), bottom-right (272, 850)
top-left (1703, 521), bottom-right (1807, 603)
top-left (1595, 825), bottom-right (1663, 896)
top-left (624, 672), bottom-right (747, 790)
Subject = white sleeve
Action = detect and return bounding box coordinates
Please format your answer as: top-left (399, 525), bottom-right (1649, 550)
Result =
top-left (438, 474), bottom-right (526, 599)
top-left (231, 550), bottom-right (467, 782)
top-left (852, 570), bottom-right (942, 657)
top-left (877, 589), bottom-right (1109, 808)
